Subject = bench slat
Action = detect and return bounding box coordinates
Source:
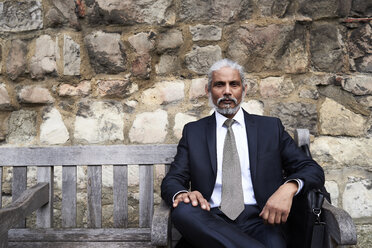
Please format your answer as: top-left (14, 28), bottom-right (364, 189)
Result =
top-left (7, 242), bottom-right (154, 248)
top-left (62, 166), bottom-right (77, 228)
top-left (8, 228), bottom-right (151, 241)
top-left (87, 165), bottom-right (102, 228)
top-left (0, 167), bottom-right (3, 208)
top-left (139, 165), bottom-right (153, 228)
top-left (113, 165), bottom-right (128, 228)
top-left (0, 145), bottom-right (177, 166)
top-left (12, 167), bottom-right (27, 228)
top-left (37, 167), bottom-right (54, 228)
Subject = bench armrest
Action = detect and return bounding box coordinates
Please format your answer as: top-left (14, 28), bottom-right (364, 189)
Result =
top-left (151, 200), bottom-right (171, 246)
top-left (322, 200), bottom-right (357, 245)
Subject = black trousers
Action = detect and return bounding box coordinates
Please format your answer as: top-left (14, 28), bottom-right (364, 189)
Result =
top-left (172, 202), bottom-right (286, 248)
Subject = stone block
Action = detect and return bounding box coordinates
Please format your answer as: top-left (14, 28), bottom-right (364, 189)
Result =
top-left (129, 109), bottom-right (168, 143)
top-left (0, 1), bottom-right (43, 32)
top-left (245, 76), bottom-right (259, 96)
top-left (324, 181), bottom-right (339, 206)
top-left (185, 45), bottom-right (222, 75)
top-left (356, 225), bottom-right (372, 248)
top-left (40, 107), bottom-right (69, 145)
top-left (157, 29), bottom-right (183, 53)
top-left (241, 100), bottom-right (264, 116)
top-left (7, 110), bottom-right (37, 144)
top-left (343, 178), bottom-right (372, 218)
top-left (128, 31), bottom-right (155, 54)
top-left (86, 0), bottom-right (173, 25)
top-left (132, 54), bottom-right (151, 79)
top-left (173, 113), bottom-right (197, 139)
top-left (74, 100), bottom-right (124, 144)
top-left (298, 0), bottom-right (350, 19)
top-left (256, 0), bottom-right (291, 17)
top-left (18, 86), bottom-right (54, 104)
top-left (311, 136), bottom-right (372, 169)
top-left (342, 75), bottom-right (372, 96)
top-left (155, 55), bottom-right (180, 75)
top-left (142, 80), bottom-right (185, 105)
top-left (30, 35), bottom-right (58, 79)
top-left (299, 87), bottom-right (319, 100)
top-left (179, 0), bottom-right (254, 22)
top-left (63, 35), bottom-right (80, 76)
top-left (58, 81), bottom-right (91, 97)
top-left (357, 96), bottom-right (372, 108)
top-left (350, 0), bottom-right (372, 17)
top-left (97, 79), bottom-right (130, 97)
top-left (189, 78), bottom-right (207, 100)
top-left (227, 23), bottom-right (307, 73)
top-left (310, 24), bottom-right (344, 72)
top-left (0, 83), bottom-right (13, 111)
top-left (259, 76), bottom-right (294, 98)
top-left (46, 0), bottom-right (80, 29)
top-left (348, 24), bottom-right (372, 73)
top-left (270, 102), bottom-right (317, 134)
top-left (319, 98), bottom-right (367, 136)
top-left (6, 39), bottom-right (27, 80)
top-left (84, 31), bottom-right (126, 74)
top-left (189, 24), bottom-right (222, 41)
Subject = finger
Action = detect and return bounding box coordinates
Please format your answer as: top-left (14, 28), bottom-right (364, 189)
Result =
top-left (196, 194), bottom-right (208, 210)
top-left (274, 211), bottom-right (282, 224)
top-left (187, 193), bottom-right (198, 206)
top-left (281, 212), bottom-right (289, 223)
top-left (268, 211), bottom-right (276, 225)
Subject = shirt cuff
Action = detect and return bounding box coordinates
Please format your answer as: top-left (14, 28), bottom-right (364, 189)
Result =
top-left (285, 179), bottom-right (303, 195)
top-left (172, 190), bottom-right (189, 202)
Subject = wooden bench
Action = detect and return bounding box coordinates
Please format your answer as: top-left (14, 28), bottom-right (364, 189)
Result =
top-left (0, 129), bottom-right (357, 247)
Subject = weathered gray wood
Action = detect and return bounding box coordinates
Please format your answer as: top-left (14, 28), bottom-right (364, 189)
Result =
top-left (294, 128), bottom-right (310, 147)
top-left (323, 200), bottom-right (357, 245)
top-left (12, 166), bottom-right (27, 228)
top-left (151, 200), bottom-right (170, 246)
top-left (0, 232), bottom-right (8, 248)
top-left (139, 165), bottom-right (153, 228)
top-left (0, 183), bottom-right (49, 235)
top-left (8, 228), bottom-right (151, 241)
top-left (62, 166), bottom-right (76, 228)
top-left (0, 167), bottom-right (3, 208)
top-left (8, 242), bottom-right (153, 248)
top-left (87, 165), bottom-right (102, 228)
top-left (0, 145), bottom-right (177, 166)
top-left (37, 167), bottom-right (54, 228)
top-left (113, 165), bottom-right (128, 228)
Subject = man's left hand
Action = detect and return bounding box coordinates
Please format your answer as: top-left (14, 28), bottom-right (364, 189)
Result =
top-left (259, 181), bottom-right (298, 225)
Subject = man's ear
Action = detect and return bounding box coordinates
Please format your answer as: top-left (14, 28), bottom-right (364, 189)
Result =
top-left (205, 84), bottom-right (209, 96)
top-left (243, 83), bottom-right (248, 95)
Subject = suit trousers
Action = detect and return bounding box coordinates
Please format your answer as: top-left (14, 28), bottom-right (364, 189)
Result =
top-left (172, 202), bottom-right (286, 248)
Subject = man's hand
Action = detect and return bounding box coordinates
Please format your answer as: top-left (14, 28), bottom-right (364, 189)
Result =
top-left (173, 190), bottom-right (211, 211)
top-left (259, 181), bottom-right (298, 225)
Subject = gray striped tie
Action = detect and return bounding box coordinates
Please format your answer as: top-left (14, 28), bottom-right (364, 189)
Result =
top-left (220, 118), bottom-right (245, 220)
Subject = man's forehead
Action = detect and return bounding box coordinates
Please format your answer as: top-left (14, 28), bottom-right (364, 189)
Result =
top-left (212, 66), bottom-right (241, 80)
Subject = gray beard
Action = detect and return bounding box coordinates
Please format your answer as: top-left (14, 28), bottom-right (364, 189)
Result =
top-left (208, 95), bottom-right (242, 116)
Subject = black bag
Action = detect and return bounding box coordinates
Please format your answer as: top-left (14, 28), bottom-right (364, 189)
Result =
top-left (287, 186), bottom-right (330, 248)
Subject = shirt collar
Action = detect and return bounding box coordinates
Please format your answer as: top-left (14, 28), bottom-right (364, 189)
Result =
top-left (215, 107), bottom-right (244, 128)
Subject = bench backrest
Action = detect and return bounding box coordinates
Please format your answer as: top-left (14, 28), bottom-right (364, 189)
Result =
top-left (0, 144), bottom-right (177, 229)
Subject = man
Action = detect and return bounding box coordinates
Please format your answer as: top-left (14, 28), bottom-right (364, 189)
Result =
top-left (161, 59), bottom-right (324, 248)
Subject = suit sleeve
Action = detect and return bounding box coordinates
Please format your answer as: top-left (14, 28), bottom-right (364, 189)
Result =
top-left (161, 125), bottom-right (191, 207)
top-left (277, 119), bottom-right (325, 194)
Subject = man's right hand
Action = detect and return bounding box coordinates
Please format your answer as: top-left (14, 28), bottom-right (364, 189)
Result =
top-left (173, 190), bottom-right (211, 211)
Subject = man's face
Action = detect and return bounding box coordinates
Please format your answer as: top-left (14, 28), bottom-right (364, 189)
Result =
top-left (207, 66), bottom-right (246, 118)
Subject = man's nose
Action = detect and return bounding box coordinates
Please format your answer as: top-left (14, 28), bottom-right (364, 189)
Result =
top-left (223, 85), bottom-right (231, 95)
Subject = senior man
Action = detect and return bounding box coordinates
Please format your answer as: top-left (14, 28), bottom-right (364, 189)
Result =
top-left (161, 59), bottom-right (324, 248)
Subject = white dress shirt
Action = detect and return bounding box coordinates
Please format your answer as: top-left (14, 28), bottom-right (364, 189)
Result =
top-left (209, 108), bottom-right (256, 207)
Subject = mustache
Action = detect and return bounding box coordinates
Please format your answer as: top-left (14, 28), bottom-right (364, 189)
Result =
top-left (217, 96), bottom-right (238, 105)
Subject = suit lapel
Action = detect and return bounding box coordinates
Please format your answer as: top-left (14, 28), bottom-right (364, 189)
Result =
top-left (206, 113), bottom-right (217, 177)
top-left (244, 110), bottom-right (258, 185)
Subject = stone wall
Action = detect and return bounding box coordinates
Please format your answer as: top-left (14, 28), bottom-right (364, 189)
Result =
top-left (0, 0), bottom-right (371, 245)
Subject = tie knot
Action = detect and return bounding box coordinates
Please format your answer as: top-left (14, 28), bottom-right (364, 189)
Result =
top-left (224, 118), bottom-right (235, 128)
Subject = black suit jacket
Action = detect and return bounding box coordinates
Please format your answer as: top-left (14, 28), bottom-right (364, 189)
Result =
top-left (161, 110), bottom-right (324, 210)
